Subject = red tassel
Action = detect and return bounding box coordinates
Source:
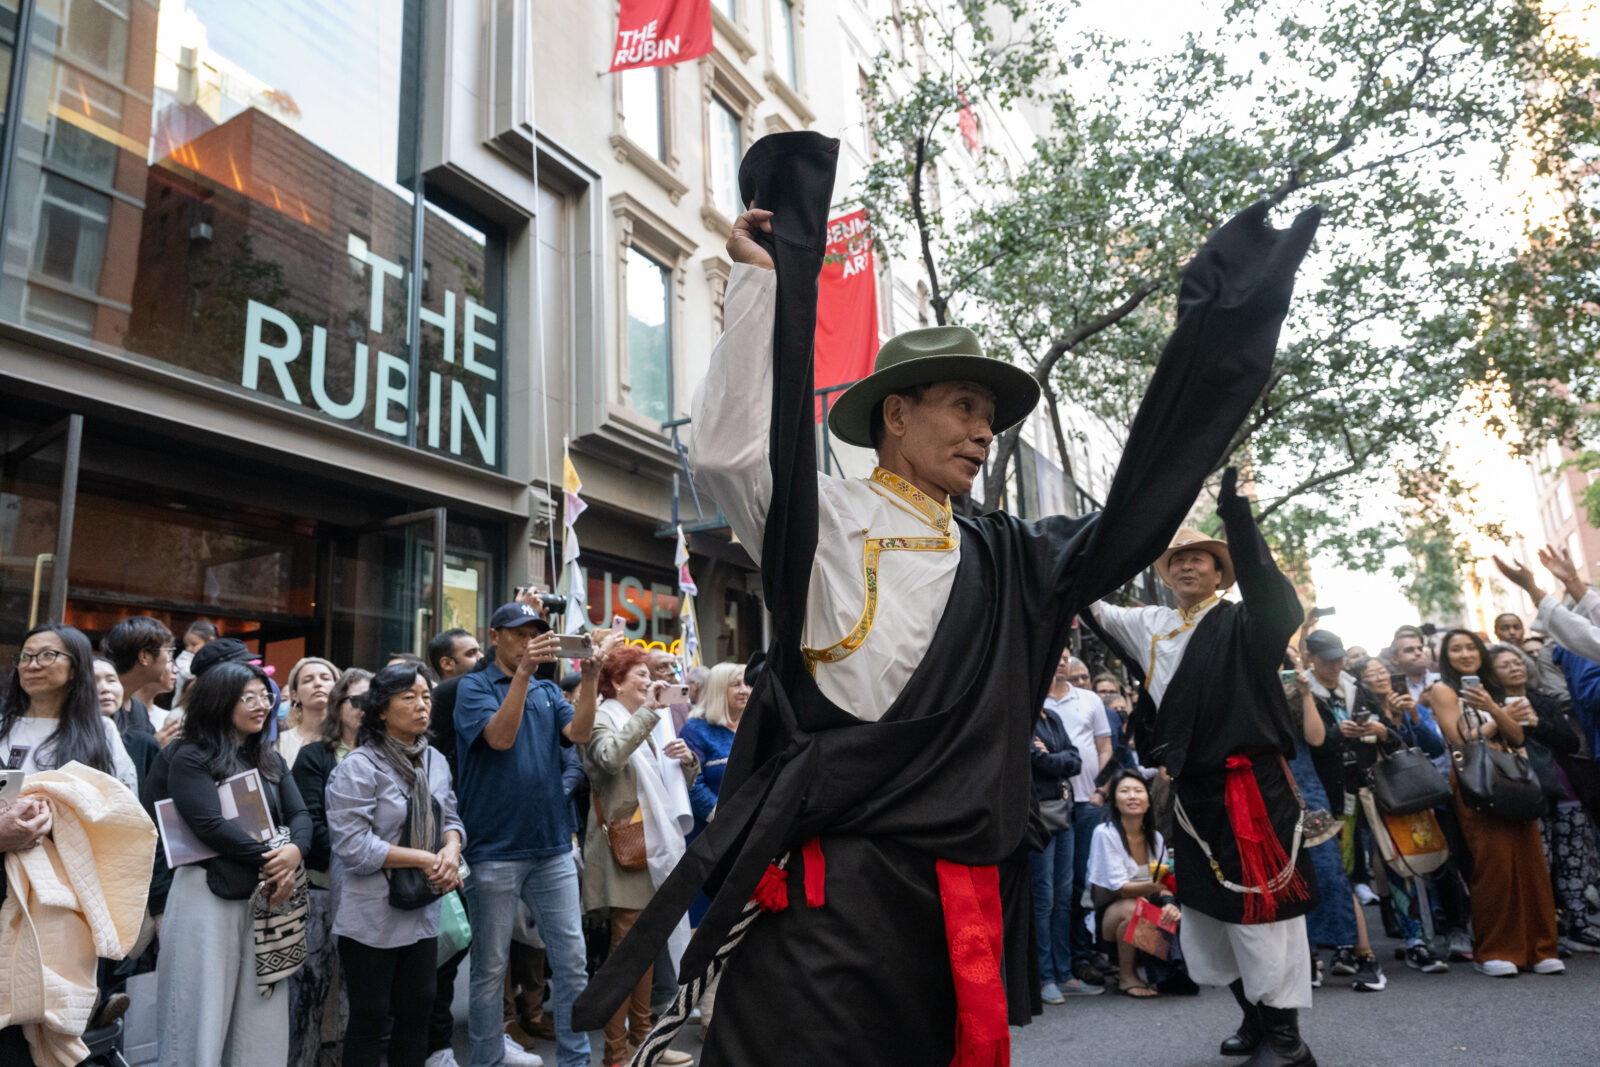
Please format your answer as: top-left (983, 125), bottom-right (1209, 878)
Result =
top-left (1223, 755), bottom-right (1308, 923)
top-left (802, 838), bottom-right (826, 908)
top-left (750, 863), bottom-right (789, 912)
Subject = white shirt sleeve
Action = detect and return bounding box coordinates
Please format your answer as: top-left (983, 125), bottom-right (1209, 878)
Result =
top-left (1535, 592), bottom-right (1600, 662)
top-left (1086, 823), bottom-right (1128, 891)
top-left (1088, 691), bottom-right (1112, 738)
top-left (689, 264), bottom-right (778, 565)
top-left (1572, 589), bottom-right (1600, 625)
top-left (1089, 602), bottom-right (1150, 664)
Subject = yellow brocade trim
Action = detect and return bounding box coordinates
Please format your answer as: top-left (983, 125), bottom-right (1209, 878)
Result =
top-left (803, 535), bottom-right (957, 672)
top-left (869, 467), bottom-right (952, 534)
top-left (1145, 593), bottom-right (1222, 681)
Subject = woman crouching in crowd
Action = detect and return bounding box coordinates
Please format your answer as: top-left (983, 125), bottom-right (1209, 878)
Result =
top-left (326, 662), bottom-right (464, 1067)
top-left (1088, 770), bottom-right (1179, 999)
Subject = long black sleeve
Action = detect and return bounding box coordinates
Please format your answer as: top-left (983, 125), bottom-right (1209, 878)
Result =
top-left (1052, 204), bottom-right (1321, 607)
top-left (292, 744), bottom-right (335, 872)
top-left (1030, 746), bottom-right (1081, 782)
top-left (1216, 468), bottom-right (1304, 674)
top-left (276, 765), bottom-right (314, 856)
top-left (167, 745), bottom-right (270, 866)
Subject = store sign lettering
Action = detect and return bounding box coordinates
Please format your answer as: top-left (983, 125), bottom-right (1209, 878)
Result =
top-left (240, 248), bottom-right (497, 465)
top-left (590, 568), bottom-right (680, 644)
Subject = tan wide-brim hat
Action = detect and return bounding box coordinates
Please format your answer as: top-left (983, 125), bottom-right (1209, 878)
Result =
top-left (1155, 527), bottom-right (1235, 590)
top-left (826, 325), bottom-right (1041, 448)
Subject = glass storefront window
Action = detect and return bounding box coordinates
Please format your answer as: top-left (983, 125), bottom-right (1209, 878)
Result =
top-left (626, 246), bottom-right (671, 424)
top-left (0, 0), bottom-right (505, 471)
top-left (709, 94), bottom-right (741, 221)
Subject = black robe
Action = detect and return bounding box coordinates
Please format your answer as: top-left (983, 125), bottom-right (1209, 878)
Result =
top-left (1090, 475), bottom-right (1318, 924)
top-left (572, 132), bottom-right (1320, 1063)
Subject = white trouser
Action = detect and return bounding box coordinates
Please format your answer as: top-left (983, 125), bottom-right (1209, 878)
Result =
top-left (1180, 908), bottom-right (1313, 1009)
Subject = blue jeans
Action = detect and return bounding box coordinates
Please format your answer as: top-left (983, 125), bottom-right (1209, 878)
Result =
top-left (1068, 800), bottom-right (1102, 960)
top-left (465, 855), bottom-right (590, 1067)
top-left (1288, 747), bottom-right (1358, 948)
top-left (1029, 825), bottom-right (1075, 983)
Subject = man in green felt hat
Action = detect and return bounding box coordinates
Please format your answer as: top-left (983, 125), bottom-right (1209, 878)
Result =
top-left (579, 129), bottom-right (1320, 1067)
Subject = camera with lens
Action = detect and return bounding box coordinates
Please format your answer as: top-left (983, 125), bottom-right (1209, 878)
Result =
top-left (538, 593), bottom-right (567, 614)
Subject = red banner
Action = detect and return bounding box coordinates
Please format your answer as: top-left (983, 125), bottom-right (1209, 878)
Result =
top-left (815, 210), bottom-right (879, 421)
top-left (610, 0), bottom-right (714, 72)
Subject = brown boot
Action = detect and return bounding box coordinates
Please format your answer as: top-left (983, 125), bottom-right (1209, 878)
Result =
top-left (522, 1011), bottom-right (556, 1042)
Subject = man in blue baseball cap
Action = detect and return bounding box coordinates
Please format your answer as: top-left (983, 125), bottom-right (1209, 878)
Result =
top-left (455, 601), bottom-right (616, 1067)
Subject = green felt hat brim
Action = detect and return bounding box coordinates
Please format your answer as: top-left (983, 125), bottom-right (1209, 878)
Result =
top-left (826, 354), bottom-right (1042, 448)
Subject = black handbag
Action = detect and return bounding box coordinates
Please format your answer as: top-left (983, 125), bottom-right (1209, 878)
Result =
top-left (1451, 715), bottom-right (1544, 823)
top-left (385, 792), bottom-right (446, 910)
top-left (1371, 746), bottom-right (1451, 815)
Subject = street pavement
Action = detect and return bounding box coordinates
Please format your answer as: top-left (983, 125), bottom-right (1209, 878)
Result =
top-left (1012, 929), bottom-right (1600, 1067)
top-left (447, 924), bottom-right (1599, 1066)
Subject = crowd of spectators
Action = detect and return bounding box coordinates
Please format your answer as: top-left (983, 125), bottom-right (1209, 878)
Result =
top-left (0, 591), bottom-right (743, 1067)
top-left (1030, 541), bottom-right (1600, 1012)
top-left (4, 540), bottom-right (1600, 1064)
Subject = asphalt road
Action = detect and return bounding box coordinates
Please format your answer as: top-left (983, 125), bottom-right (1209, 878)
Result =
top-left (447, 922), bottom-right (1598, 1066)
top-left (1011, 929), bottom-right (1600, 1067)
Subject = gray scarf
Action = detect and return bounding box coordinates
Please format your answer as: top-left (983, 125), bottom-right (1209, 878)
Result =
top-left (372, 732), bottom-right (437, 851)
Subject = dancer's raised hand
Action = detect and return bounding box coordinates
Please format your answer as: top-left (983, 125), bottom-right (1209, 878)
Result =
top-left (728, 205), bottom-right (775, 270)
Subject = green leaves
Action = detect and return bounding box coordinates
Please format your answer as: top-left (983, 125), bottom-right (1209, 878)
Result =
top-left (854, 0), bottom-right (1600, 567)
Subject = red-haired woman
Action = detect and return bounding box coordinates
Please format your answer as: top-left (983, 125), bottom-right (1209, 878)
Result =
top-left (582, 645), bottom-right (698, 1066)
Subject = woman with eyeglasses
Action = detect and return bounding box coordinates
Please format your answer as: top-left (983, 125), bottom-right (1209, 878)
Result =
top-left (2, 623), bottom-right (137, 792)
top-left (155, 660), bottom-right (313, 1064)
top-left (288, 667), bottom-right (372, 1067)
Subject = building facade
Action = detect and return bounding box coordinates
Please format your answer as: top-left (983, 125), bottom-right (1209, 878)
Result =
top-left (0, 0), bottom-right (1120, 684)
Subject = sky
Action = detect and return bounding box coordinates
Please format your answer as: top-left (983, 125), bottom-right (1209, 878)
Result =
top-left (1063, 0), bottom-right (1437, 641)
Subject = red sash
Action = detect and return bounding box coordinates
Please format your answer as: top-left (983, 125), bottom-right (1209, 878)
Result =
top-left (751, 844), bottom-right (1011, 1066)
top-left (935, 860), bottom-right (1010, 1067)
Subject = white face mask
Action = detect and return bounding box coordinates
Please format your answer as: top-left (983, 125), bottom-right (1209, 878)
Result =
top-left (175, 649), bottom-right (195, 676)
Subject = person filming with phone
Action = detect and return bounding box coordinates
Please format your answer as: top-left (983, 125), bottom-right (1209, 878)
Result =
top-left (453, 601), bottom-right (615, 1067)
top-left (582, 646), bottom-right (698, 1067)
top-left (1429, 629), bottom-right (1562, 977)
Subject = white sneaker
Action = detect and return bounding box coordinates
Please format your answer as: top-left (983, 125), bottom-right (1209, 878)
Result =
top-left (500, 1034), bottom-right (544, 1066)
top-left (1532, 958), bottom-right (1566, 974)
top-left (1473, 959), bottom-right (1517, 977)
top-left (424, 1051), bottom-right (459, 1067)
top-left (657, 1051), bottom-right (695, 1065)
top-left (1353, 883), bottom-right (1379, 905)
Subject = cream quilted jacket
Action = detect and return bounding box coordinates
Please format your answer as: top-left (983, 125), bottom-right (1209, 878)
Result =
top-left (0, 762), bottom-right (156, 1067)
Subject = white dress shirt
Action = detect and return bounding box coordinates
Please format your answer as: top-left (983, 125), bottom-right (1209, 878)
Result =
top-left (690, 265), bottom-right (959, 720)
top-left (1044, 686), bottom-right (1111, 802)
top-left (1088, 596), bottom-right (1224, 707)
top-left (1535, 589), bottom-right (1600, 663)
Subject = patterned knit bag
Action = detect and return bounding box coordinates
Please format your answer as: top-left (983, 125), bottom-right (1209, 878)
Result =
top-left (250, 825), bottom-right (310, 996)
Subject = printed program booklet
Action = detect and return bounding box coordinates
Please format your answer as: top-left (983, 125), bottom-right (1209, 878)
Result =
top-left (1123, 897), bottom-right (1179, 960)
top-left (154, 767), bottom-right (274, 868)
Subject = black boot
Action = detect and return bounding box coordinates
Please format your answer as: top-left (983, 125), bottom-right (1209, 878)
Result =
top-left (1243, 1003), bottom-right (1317, 1067)
top-left (1219, 979), bottom-right (1262, 1056)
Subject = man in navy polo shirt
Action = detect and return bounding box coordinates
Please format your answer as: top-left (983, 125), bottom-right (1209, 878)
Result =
top-left (457, 601), bottom-right (609, 1067)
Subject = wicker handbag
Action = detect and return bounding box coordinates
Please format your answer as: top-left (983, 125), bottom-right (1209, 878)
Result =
top-left (593, 792), bottom-right (647, 871)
